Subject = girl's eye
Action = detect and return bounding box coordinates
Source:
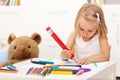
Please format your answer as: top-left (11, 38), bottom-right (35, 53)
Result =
top-left (27, 45), bottom-right (31, 48)
top-left (80, 28), bottom-right (84, 31)
top-left (88, 30), bottom-right (93, 32)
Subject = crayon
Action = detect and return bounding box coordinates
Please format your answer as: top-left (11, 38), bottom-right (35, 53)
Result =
top-left (43, 65), bottom-right (52, 68)
top-left (45, 58), bottom-right (52, 61)
top-left (40, 68), bottom-right (48, 76)
top-left (31, 60), bottom-right (54, 65)
top-left (42, 68), bottom-right (48, 76)
top-left (46, 26), bottom-right (74, 59)
top-left (32, 68), bottom-right (40, 75)
top-left (42, 61), bottom-right (54, 64)
top-left (51, 70), bottom-right (73, 75)
top-left (8, 64), bottom-right (16, 68)
top-left (0, 69), bottom-right (17, 73)
top-left (31, 61), bottom-right (46, 65)
top-left (79, 68), bottom-right (91, 72)
top-left (36, 68), bottom-right (42, 75)
top-left (92, 62), bottom-right (98, 68)
top-left (26, 67), bottom-right (33, 75)
top-left (76, 69), bottom-right (84, 75)
top-left (56, 64), bottom-right (81, 67)
top-left (7, 66), bottom-right (17, 71)
top-left (76, 68), bottom-right (91, 75)
top-left (52, 66), bottom-right (80, 70)
top-left (46, 68), bottom-right (52, 75)
top-left (43, 64), bottom-right (81, 69)
top-left (29, 67), bottom-right (36, 75)
top-left (37, 68), bottom-right (43, 75)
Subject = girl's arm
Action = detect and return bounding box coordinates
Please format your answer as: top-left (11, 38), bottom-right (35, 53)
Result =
top-left (78, 35), bottom-right (110, 65)
top-left (66, 31), bottom-right (76, 49)
top-left (60, 31), bottom-right (76, 60)
top-left (90, 36), bottom-right (110, 62)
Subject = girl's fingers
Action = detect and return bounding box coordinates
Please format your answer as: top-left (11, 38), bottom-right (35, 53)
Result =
top-left (61, 49), bottom-right (72, 60)
top-left (78, 60), bottom-right (87, 65)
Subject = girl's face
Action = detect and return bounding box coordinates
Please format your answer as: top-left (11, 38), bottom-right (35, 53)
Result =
top-left (78, 18), bottom-right (98, 42)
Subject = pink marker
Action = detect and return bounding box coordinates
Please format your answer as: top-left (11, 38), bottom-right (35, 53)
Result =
top-left (46, 26), bottom-right (74, 59)
top-left (76, 68), bottom-right (91, 75)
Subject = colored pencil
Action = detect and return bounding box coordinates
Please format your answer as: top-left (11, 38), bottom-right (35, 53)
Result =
top-left (37, 68), bottom-right (43, 75)
top-left (0, 69), bottom-right (17, 73)
top-left (26, 67), bottom-right (33, 75)
top-left (33, 68), bottom-right (41, 75)
top-left (40, 68), bottom-right (48, 75)
top-left (46, 68), bottom-right (52, 75)
top-left (51, 70), bottom-right (73, 75)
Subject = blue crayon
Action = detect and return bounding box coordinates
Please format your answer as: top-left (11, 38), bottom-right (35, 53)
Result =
top-left (31, 61), bottom-right (46, 65)
top-left (7, 66), bottom-right (17, 71)
top-left (31, 60), bottom-right (54, 65)
top-left (38, 60), bottom-right (54, 64)
top-left (37, 68), bottom-right (43, 75)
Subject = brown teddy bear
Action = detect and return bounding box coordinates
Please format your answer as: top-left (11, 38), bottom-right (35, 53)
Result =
top-left (0, 32), bottom-right (41, 67)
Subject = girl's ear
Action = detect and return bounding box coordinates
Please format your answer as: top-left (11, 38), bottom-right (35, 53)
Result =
top-left (31, 32), bottom-right (42, 44)
top-left (8, 33), bottom-right (16, 44)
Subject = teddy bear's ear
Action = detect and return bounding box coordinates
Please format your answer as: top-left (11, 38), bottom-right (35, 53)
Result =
top-left (31, 32), bottom-right (41, 44)
top-left (8, 33), bottom-right (16, 44)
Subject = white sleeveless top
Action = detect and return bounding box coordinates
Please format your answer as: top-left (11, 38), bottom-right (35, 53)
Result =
top-left (75, 34), bottom-right (101, 60)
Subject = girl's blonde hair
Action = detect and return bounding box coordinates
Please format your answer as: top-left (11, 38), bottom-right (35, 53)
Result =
top-left (74, 4), bottom-right (108, 38)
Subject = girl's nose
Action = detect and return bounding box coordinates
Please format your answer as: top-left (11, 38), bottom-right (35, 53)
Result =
top-left (83, 31), bottom-right (88, 37)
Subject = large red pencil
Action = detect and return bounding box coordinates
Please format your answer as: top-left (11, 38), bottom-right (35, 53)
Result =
top-left (46, 26), bottom-right (74, 59)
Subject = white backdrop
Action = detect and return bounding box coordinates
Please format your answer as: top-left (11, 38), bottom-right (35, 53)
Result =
top-left (103, 5), bottom-right (120, 77)
top-left (0, 0), bottom-right (86, 58)
top-left (0, 0), bottom-right (120, 77)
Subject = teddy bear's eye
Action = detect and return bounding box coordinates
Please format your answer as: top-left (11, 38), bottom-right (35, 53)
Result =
top-left (27, 45), bottom-right (31, 48)
top-left (14, 46), bottom-right (17, 49)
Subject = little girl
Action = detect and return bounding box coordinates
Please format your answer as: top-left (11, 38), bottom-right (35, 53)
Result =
top-left (60, 4), bottom-right (110, 65)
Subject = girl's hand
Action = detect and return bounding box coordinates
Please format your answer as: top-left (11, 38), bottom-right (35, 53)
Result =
top-left (77, 57), bottom-right (92, 65)
top-left (60, 49), bottom-right (71, 61)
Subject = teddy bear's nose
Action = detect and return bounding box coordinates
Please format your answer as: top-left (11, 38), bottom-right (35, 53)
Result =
top-left (19, 45), bottom-right (25, 50)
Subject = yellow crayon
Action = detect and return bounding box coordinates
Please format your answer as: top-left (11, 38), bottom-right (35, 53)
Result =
top-left (51, 70), bottom-right (73, 75)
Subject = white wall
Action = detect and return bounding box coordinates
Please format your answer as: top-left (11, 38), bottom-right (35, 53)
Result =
top-left (1, 0), bottom-right (120, 77)
top-left (0, 0), bottom-right (86, 59)
top-left (105, 0), bottom-right (120, 4)
top-left (103, 5), bottom-right (120, 77)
